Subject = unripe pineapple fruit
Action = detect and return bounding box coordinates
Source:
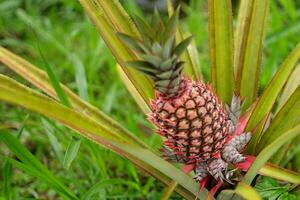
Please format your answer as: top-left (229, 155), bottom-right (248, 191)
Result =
top-left (118, 9), bottom-right (251, 183)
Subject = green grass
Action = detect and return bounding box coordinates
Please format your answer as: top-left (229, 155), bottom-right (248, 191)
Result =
top-left (0, 0), bottom-right (299, 199)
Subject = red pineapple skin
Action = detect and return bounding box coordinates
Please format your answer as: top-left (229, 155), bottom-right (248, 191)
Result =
top-left (149, 79), bottom-right (232, 166)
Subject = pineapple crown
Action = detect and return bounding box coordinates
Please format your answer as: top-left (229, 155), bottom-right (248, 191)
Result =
top-left (118, 8), bottom-right (192, 98)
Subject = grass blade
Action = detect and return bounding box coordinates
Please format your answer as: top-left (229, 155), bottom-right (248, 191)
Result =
top-left (82, 179), bottom-right (140, 200)
top-left (246, 42), bottom-right (300, 133)
top-left (2, 158), bottom-right (13, 200)
top-left (63, 137), bottom-right (82, 169)
top-left (234, 0), bottom-right (269, 109)
top-left (37, 44), bottom-right (70, 107)
top-left (243, 124), bottom-right (300, 184)
top-left (0, 130), bottom-right (79, 200)
top-left (17, 10), bottom-right (89, 102)
top-left (41, 118), bottom-right (64, 164)
top-left (2, 117), bottom-right (27, 200)
top-left (36, 41), bottom-right (83, 169)
top-left (0, 74), bottom-right (209, 199)
top-left (208, 0), bottom-right (234, 104)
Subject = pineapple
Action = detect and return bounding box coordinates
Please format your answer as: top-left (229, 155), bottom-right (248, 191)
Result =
top-left (118, 9), bottom-right (251, 183)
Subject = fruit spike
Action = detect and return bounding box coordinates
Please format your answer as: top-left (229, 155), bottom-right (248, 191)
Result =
top-left (118, 8), bottom-right (251, 185)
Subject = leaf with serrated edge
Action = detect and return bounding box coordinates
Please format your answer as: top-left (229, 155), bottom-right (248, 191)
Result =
top-left (244, 124), bottom-right (300, 184)
top-left (0, 47), bottom-right (149, 149)
top-left (256, 86), bottom-right (300, 153)
top-left (246, 42), bottom-right (300, 152)
top-left (0, 74), bottom-right (208, 200)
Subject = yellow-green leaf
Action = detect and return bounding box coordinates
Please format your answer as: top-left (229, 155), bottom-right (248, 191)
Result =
top-left (0, 47), bottom-right (149, 149)
top-left (79, 0), bottom-right (154, 108)
top-left (246, 42), bottom-right (300, 133)
top-left (116, 64), bottom-right (151, 114)
top-left (0, 74), bottom-right (208, 200)
top-left (235, 0), bottom-right (269, 109)
top-left (244, 124), bottom-right (300, 184)
top-left (276, 65), bottom-right (300, 111)
top-left (235, 182), bottom-right (262, 200)
top-left (93, 0), bottom-right (139, 36)
top-left (259, 163), bottom-right (300, 184)
top-left (167, 0), bottom-right (202, 81)
top-left (208, 0), bottom-right (234, 104)
top-left (256, 86), bottom-right (300, 153)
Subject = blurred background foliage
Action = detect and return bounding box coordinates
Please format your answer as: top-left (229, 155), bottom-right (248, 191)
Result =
top-left (0, 0), bottom-right (299, 199)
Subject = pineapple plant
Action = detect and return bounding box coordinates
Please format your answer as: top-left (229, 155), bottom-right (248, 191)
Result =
top-left (0, 0), bottom-right (300, 199)
top-left (118, 10), bottom-right (252, 184)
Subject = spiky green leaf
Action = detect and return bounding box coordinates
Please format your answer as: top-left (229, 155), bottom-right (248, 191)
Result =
top-left (173, 36), bottom-right (193, 57)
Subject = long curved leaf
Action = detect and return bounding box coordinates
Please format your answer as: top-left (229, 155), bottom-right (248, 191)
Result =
top-left (246, 42), bottom-right (300, 132)
top-left (79, 0), bottom-right (153, 110)
top-left (208, 0), bottom-right (234, 104)
top-left (0, 74), bottom-right (208, 200)
top-left (116, 64), bottom-right (151, 114)
top-left (256, 86), bottom-right (300, 153)
top-left (167, 0), bottom-right (202, 81)
top-left (93, 0), bottom-right (139, 36)
top-left (259, 163), bottom-right (300, 184)
top-left (235, 182), bottom-right (262, 200)
top-left (276, 65), bottom-right (300, 111)
top-left (235, 0), bottom-right (269, 109)
top-left (243, 124), bottom-right (300, 184)
top-left (0, 47), bottom-right (149, 149)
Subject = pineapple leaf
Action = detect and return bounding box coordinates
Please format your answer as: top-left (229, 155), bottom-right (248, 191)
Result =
top-left (159, 57), bottom-right (176, 70)
top-left (126, 61), bottom-right (158, 74)
top-left (162, 36), bottom-right (175, 59)
top-left (167, 0), bottom-right (202, 81)
top-left (259, 163), bottom-right (300, 184)
top-left (235, 0), bottom-right (270, 109)
top-left (235, 182), bottom-right (262, 200)
top-left (117, 33), bottom-right (144, 54)
top-left (141, 54), bottom-right (162, 67)
top-left (90, 0), bottom-right (139, 36)
top-left (245, 42), bottom-right (300, 136)
top-left (156, 70), bottom-right (173, 80)
top-left (134, 15), bottom-right (155, 40)
top-left (0, 74), bottom-right (209, 200)
top-left (151, 7), bottom-right (162, 29)
top-left (243, 124), bottom-right (300, 184)
top-left (276, 65), bottom-right (300, 111)
top-left (208, 0), bottom-right (234, 104)
top-left (173, 36), bottom-right (193, 57)
top-left (0, 47), bottom-right (149, 149)
top-left (256, 86), bottom-right (300, 154)
top-left (79, 0), bottom-right (154, 112)
top-left (162, 7), bottom-right (180, 43)
top-left (151, 42), bottom-right (162, 55)
top-left (116, 64), bottom-right (151, 114)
